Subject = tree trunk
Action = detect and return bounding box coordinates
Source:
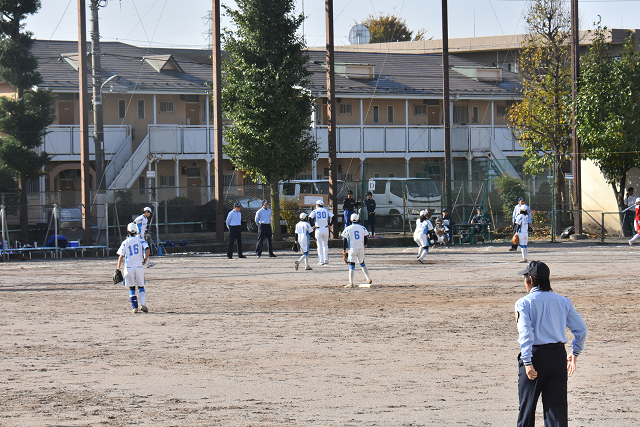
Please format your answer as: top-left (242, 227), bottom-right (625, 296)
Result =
top-left (614, 176), bottom-right (630, 237)
top-left (19, 173), bottom-right (29, 244)
top-left (554, 161), bottom-right (567, 233)
top-left (270, 182), bottom-right (282, 241)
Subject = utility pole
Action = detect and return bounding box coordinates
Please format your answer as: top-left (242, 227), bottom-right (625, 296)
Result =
top-left (212, 0), bottom-right (225, 243)
top-left (326, 0), bottom-right (338, 232)
top-left (90, 0), bottom-right (105, 191)
top-left (442, 0), bottom-right (452, 211)
top-left (78, 0), bottom-right (92, 245)
top-left (571, 0), bottom-right (582, 234)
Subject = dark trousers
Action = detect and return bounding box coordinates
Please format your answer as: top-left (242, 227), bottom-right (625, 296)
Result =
top-left (255, 223), bottom-right (274, 256)
top-left (366, 213), bottom-right (376, 235)
top-left (344, 209), bottom-right (354, 226)
top-left (518, 344), bottom-right (568, 427)
top-left (227, 225), bottom-right (243, 257)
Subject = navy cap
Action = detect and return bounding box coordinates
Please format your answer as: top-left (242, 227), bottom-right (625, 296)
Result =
top-left (518, 197), bottom-right (525, 202)
top-left (233, 202), bottom-right (242, 208)
top-left (518, 261), bottom-right (550, 279)
top-left (442, 208), bottom-right (448, 212)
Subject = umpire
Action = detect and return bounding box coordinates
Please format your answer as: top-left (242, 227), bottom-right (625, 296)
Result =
top-left (226, 202), bottom-right (246, 259)
top-left (255, 199), bottom-right (276, 258)
top-left (515, 261), bottom-right (587, 427)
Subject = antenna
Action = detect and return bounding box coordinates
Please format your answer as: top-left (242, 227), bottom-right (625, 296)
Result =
top-left (203, 10), bottom-right (212, 50)
top-left (348, 25), bottom-right (371, 45)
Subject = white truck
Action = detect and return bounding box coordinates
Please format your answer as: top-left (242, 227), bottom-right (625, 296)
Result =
top-left (367, 178), bottom-right (441, 227)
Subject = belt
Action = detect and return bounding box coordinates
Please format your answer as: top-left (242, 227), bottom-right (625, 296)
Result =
top-left (533, 342), bottom-right (565, 348)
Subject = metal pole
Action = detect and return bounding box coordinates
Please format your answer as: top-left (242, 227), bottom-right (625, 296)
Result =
top-left (105, 202), bottom-right (109, 256)
top-left (54, 204), bottom-right (59, 258)
top-left (154, 201), bottom-right (160, 253)
top-left (442, 0), bottom-right (452, 211)
top-left (78, 0), bottom-right (92, 246)
top-left (326, 0), bottom-right (339, 233)
top-left (90, 0), bottom-right (105, 191)
top-left (551, 156), bottom-right (556, 243)
top-left (601, 211), bottom-right (605, 244)
top-left (571, 0), bottom-right (582, 234)
top-left (212, 0), bottom-right (225, 244)
top-left (1, 205), bottom-right (6, 261)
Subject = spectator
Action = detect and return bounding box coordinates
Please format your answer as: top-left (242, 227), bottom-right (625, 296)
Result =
top-left (343, 190), bottom-right (356, 227)
top-left (363, 191), bottom-right (377, 237)
top-left (441, 208), bottom-right (455, 241)
top-left (470, 207), bottom-right (491, 242)
top-left (624, 187), bottom-right (636, 237)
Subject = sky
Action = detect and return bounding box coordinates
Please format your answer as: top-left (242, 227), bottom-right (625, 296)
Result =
top-left (24, 0), bottom-right (640, 49)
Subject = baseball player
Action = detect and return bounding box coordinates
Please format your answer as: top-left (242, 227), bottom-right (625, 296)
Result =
top-left (294, 212), bottom-right (314, 271)
top-left (434, 217), bottom-right (450, 247)
top-left (515, 205), bottom-right (530, 263)
top-left (629, 199), bottom-right (640, 245)
top-left (134, 206), bottom-right (155, 267)
top-left (413, 210), bottom-right (433, 263)
top-left (309, 199), bottom-right (334, 265)
top-left (117, 222), bottom-right (150, 313)
top-left (341, 213), bottom-right (372, 288)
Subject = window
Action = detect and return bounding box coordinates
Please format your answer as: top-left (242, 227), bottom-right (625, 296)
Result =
top-left (138, 99), bottom-right (145, 119)
top-left (26, 179), bottom-right (40, 193)
top-left (160, 175), bottom-right (175, 187)
top-left (159, 101), bottom-right (175, 113)
top-left (415, 172), bottom-right (427, 178)
top-left (390, 181), bottom-right (403, 197)
top-left (372, 106), bottom-right (379, 123)
top-left (472, 106), bottom-right (479, 124)
top-left (339, 103), bottom-right (352, 115)
top-left (138, 176), bottom-right (146, 195)
top-left (453, 105), bottom-right (468, 124)
top-left (373, 180), bottom-right (386, 194)
top-left (118, 99), bottom-right (126, 119)
top-left (373, 173), bottom-right (380, 178)
top-left (414, 104), bottom-right (427, 116)
top-left (282, 183), bottom-right (296, 196)
top-left (340, 174), bottom-right (353, 181)
top-left (388, 172), bottom-right (395, 178)
top-left (387, 106), bottom-right (394, 123)
top-left (497, 105), bottom-right (508, 117)
top-left (323, 168), bottom-right (330, 178)
top-left (223, 175), bottom-right (234, 186)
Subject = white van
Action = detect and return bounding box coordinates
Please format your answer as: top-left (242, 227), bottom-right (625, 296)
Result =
top-left (279, 180), bottom-right (356, 222)
top-left (368, 178), bottom-right (441, 226)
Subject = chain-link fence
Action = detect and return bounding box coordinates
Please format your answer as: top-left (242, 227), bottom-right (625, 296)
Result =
top-left (0, 159), bottom-right (630, 252)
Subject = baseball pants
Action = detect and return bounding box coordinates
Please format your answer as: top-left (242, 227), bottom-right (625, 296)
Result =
top-left (315, 227), bottom-right (330, 263)
top-left (518, 344), bottom-right (568, 427)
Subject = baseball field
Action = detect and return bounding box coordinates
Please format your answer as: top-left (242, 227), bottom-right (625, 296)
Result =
top-left (1, 240), bottom-right (638, 426)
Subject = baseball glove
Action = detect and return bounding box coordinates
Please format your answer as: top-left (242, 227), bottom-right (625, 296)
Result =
top-left (343, 250), bottom-right (349, 264)
top-left (113, 269), bottom-right (124, 285)
top-left (292, 241), bottom-right (300, 252)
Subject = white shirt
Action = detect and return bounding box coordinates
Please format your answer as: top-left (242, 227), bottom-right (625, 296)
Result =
top-left (515, 213), bottom-right (529, 234)
top-left (255, 207), bottom-right (271, 224)
top-left (414, 219), bottom-right (433, 237)
top-left (513, 204), bottom-right (533, 223)
top-left (341, 224), bottom-right (369, 250)
top-left (134, 214), bottom-right (148, 239)
top-left (625, 195), bottom-right (636, 207)
top-left (310, 207), bottom-right (334, 228)
top-left (295, 221), bottom-right (313, 245)
top-left (117, 236), bottom-right (149, 268)
top-left (226, 210), bottom-right (242, 228)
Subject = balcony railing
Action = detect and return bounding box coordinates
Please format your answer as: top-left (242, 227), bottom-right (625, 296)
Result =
top-left (41, 125), bottom-right (131, 159)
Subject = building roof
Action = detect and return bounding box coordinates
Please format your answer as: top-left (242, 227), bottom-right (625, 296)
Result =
top-left (305, 50), bottom-right (520, 100)
top-left (32, 40), bottom-right (519, 99)
top-left (32, 40), bottom-right (213, 94)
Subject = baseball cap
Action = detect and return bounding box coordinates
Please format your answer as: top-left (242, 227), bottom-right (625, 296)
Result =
top-left (233, 202), bottom-right (242, 208)
top-left (299, 212), bottom-right (308, 220)
top-left (442, 208), bottom-right (448, 212)
top-left (517, 261), bottom-right (550, 279)
top-left (316, 200), bottom-right (324, 206)
top-left (350, 213), bottom-right (359, 222)
top-left (127, 223), bottom-right (138, 234)
top-left (262, 199), bottom-right (269, 205)
top-left (518, 197), bottom-right (525, 202)
top-left (143, 206), bottom-right (152, 213)
top-left (635, 199), bottom-right (640, 205)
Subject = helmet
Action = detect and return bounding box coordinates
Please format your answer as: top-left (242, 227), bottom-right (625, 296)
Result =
top-left (436, 218), bottom-right (443, 223)
top-left (127, 223), bottom-right (138, 234)
top-left (299, 212), bottom-right (308, 220)
top-left (350, 213), bottom-right (359, 222)
top-left (143, 206), bottom-right (152, 214)
top-left (419, 210), bottom-right (426, 217)
top-left (316, 200), bottom-right (324, 206)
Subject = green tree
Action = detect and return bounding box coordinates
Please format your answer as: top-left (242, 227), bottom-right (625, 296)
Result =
top-left (506, 0), bottom-right (572, 221)
top-left (360, 13), bottom-right (425, 43)
top-left (222, 0), bottom-right (318, 240)
top-left (577, 27), bottom-right (640, 228)
top-left (494, 174), bottom-right (527, 216)
top-left (0, 0), bottom-right (54, 243)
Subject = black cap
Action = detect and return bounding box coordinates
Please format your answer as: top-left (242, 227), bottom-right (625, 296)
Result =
top-left (442, 208), bottom-right (448, 212)
top-left (518, 197), bottom-right (525, 202)
top-left (518, 261), bottom-right (550, 279)
top-left (234, 202), bottom-right (242, 208)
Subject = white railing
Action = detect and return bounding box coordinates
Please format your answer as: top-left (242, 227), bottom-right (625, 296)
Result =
top-left (108, 133), bottom-right (150, 190)
top-left (104, 132), bottom-right (133, 188)
top-left (43, 125), bottom-right (131, 157)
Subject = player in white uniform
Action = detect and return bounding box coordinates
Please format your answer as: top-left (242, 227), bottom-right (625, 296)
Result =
top-left (294, 212), bottom-right (315, 271)
top-left (413, 210), bottom-right (433, 263)
top-left (309, 200), bottom-right (334, 265)
top-left (341, 213), bottom-right (372, 288)
top-left (134, 206), bottom-right (155, 267)
top-left (117, 223), bottom-right (150, 313)
top-left (515, 206), bottom-right (530, 263)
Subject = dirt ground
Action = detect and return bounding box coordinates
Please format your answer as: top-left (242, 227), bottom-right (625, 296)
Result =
top-left (1, 240), bottom-right (639, 426)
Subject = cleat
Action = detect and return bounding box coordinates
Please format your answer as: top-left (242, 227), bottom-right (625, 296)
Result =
top-left (418, 259), bottom-right (425, 264)
top-left (344, 283), bottom-right (353, 288)
top-left (518, 259), bottom-right (528, 263)
top-left (146, 262), bottom-right (155, 268)
top-left (132, 308), bottom-right (139, 313)
top-left (140, 305), bottom-right (148, 313)
top-left (367, 279), bottom-right (372, 285)
top-left (629, 240), bottom-right (633, 246)
top-left (323, 260), bottom-right (328, 265)
top-left (305, 266), bottom-right (313, 270)
top-left (294, 260), bottom-right (299, 271)
top-left (318, 262), bottom-right (324, 265)
top-left (509, 247), bottom-right (517, 252)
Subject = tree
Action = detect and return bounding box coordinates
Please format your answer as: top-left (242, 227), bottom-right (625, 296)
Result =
top-left (494, 174), bottom-right (527, 216)
top-left (0, 1), bottom-right (54, 243)
top-left (577, 27), bottom-right (640, 231)
top-left (360, 13), bottom-right (425, 43)
top-left (222, 0), bottom-right (318, 240)
top-left (506, 0), bottom-right (572, 224)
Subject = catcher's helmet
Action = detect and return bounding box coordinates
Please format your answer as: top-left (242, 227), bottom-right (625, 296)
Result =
top-left (127, 223), bottom-right (138, 234)
top-left (350, 213), bottom-right (359, 222)
top-left (299, 212), bottom-right (308, 220)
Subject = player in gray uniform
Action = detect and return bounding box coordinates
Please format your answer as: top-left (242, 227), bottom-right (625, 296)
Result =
top-left (117, 223), bottom-right (150, 313)
top-left (309, 200), bottom-right (334, 265)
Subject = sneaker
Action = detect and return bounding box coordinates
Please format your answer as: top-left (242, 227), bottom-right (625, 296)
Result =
top-left (305, 266), bottom-right (313, 270)
top-left (367, 279), bottom-right (372, 285)
top-left (238, 255), bottom-right (247, 258)
top-left (518, 259), bottom-right (528, 263)
top-left (344, 283), bottom-right (353, 288)
top-left (318, 262), bottom-right (324, 265)
top-left (418, 259), bottom-right (425, 264)
top-left (132, 307), bottom-right (139, 313)
top-left (323, 260), bottom-right (329, 265)
top-left (294, 260), bottom-right (299, 271)
top-left (140, 305), bottom-right (148, 313)
top-left (146, 262), bottom-right (155, 268)
top-left (509, 247), bottom-right (517, 252)
top-left (256, 254), bottom-right (261, 258)
top-left (629, 240), bottom-right (633, 246)
top-left (269, 254), bottom-right (277, 258)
